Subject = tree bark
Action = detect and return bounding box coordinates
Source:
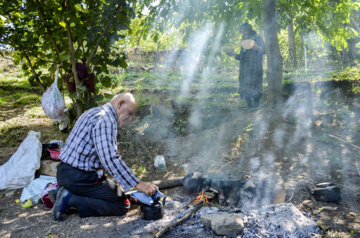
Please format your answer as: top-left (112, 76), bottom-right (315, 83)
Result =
top-left (66, 20), bottom-right (83, 116)
top-left (263, 0), bottom-right (283, 105)
top-left (153, 41), bottom-right (161, 72)
top-left (287, 20), bottom-right (297, 69)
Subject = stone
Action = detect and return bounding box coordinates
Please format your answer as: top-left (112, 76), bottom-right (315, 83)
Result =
top-left (39, 160), bottom-right (60, 177)
top-left (201, 212), bottom-right (244, 235)
top-left (5, 190), bottom-right (15, 197)
top-left (302, 199), bottom-right (314, 209)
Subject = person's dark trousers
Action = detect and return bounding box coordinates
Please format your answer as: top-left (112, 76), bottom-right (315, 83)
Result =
top-left (56, 162), bottom-right (128, 217)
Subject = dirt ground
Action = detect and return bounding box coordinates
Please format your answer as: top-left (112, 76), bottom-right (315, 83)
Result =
top-left (1, 81), bottom-right (360, 237)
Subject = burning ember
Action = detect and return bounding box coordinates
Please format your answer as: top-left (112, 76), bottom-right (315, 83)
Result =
top-left (192, 188), bottom-right (218, 205)
top-left (193, 189), bottom-right (208, 203)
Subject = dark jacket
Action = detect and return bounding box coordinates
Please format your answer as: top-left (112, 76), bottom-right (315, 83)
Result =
top-left (234, 30), bottom-right (265, 97)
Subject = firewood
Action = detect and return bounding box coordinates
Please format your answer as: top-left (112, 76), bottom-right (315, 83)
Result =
top-left (147, 177), bottom-right (184, 190)
top-left (154, 201), bottom-right (203, 238)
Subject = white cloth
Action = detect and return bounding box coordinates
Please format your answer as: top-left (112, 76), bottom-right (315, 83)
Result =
top-left (0, 131), bottom-right (42, 189)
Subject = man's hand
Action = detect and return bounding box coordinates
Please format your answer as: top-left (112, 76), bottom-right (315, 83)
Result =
top-left (135, 182), bottom-right (158, 196)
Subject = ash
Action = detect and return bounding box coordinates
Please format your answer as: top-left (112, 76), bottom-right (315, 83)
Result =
top-left (241, 203), bottom-right (320, 238)
top-left (165, 206), bottom-right (221, 237)
top-left (128, 201), bottom-right (319, 238)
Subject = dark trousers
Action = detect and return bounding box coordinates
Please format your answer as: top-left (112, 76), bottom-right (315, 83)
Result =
top-left (56, 163), bottom-right (128, 217)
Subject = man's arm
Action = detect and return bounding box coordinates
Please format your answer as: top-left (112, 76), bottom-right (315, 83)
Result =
top-left (93, 121), bottom-right (139, 191)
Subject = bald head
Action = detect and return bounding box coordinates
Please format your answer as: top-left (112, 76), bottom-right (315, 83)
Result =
top-left (111, 93), bottom-right (137, 127)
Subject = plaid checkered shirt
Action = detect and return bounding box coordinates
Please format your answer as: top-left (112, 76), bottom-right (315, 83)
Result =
top-left (59, 103), bottom-right (139, 191)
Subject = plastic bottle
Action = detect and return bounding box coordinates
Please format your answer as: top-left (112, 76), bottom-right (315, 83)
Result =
top-left (154, 155), bottom-right (166, 171)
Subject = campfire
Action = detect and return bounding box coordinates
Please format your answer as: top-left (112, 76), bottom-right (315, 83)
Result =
top-left (154, 187), bottom-right (218, 237)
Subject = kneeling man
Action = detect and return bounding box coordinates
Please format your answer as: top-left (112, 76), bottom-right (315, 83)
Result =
top-left (54, 93), bottom-right (157, 220)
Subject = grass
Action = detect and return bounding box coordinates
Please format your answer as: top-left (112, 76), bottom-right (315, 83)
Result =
top-left (0, 59), bottom-right (67, 148)
top-left (1, 55), bottom-right (360, 148)
top-left (283, 66), bottom-right (360, 85)
top-left (0, 125), bottom-right (26, 147)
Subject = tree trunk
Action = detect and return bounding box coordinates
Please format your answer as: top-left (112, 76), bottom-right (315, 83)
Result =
top-left (66, 20), bottom-right (83, 117)
top-left (287, 20), bottom-right (297, 69)
top-left (263, 0), bottom-right (283, 105)
top-left (153, 41), bottom-right (160, 72)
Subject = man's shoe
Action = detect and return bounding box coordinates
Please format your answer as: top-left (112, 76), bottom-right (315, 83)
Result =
top-left (53, 187), bottom-right (72, 221)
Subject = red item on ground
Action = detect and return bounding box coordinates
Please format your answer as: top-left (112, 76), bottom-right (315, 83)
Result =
top-left (48, 149), bottom-right (61, 160)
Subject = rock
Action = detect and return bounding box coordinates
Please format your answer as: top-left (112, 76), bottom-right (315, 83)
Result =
top-left (302, 199), bottom-right (314, 209)
top-left (201, 212), bottom-right (244, 235)
top-left (39, 160), bottom-right (60, 177)
top-left (5, 190), bottom-right (15, 197)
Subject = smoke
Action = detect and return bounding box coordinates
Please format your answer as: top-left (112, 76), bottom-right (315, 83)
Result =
top-left (180, 23), bottom-right (212, 96)
top-left (129, 3), bottom-right (360, 213)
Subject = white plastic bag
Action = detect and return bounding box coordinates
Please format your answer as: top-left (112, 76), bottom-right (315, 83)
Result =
top-left (20, 175), bottom-right (57, 203)
top-left (0, 131), bottom-right (42, 189)
top-left (41, 65), bottom-right (66, 121)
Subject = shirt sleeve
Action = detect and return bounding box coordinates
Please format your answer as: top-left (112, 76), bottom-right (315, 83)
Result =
top-left (92, 120), bottom-right (139, 191)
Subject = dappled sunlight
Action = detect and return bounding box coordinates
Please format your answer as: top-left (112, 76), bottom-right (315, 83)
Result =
top-left (80, 224), bottom-right (99, 229)
top-left (0, 113), bottom-right (52, 128)
top-left (2, 217), bottom-right (19, 225)
top-left (0, 0), bottom-right (359, 236)
top-left (103, 222), bottom-right (114, 228)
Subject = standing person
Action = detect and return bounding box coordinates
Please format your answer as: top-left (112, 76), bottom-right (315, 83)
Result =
top-left (53, 92), bottom-right (158, 221)
top-left (225, 23), bottom-right (265, 109)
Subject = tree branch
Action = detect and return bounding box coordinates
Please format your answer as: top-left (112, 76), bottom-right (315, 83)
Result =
top-left (24, 54), bottom-right (46, 92)
top-left (86, 4), bottom-right (122, 67)
top-left (66, 19), bottom-right (83, 116)
top-left (34, 0), bottom-right (62, 63)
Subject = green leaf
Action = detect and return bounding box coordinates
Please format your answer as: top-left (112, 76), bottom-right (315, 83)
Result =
top-left (13, 54), bottom-right (22, 65)
top-left (119, 60), bottom-right (127, 69)
top-left (59, 21), bottom-right (66, 28)
top-left (100, 76), bottom-right (112, 87)
top-left (94, 94), bottom-right (104, 102)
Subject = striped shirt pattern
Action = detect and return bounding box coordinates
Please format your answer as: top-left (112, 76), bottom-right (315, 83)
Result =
top-left (60, 103), bottom-right (139, 191)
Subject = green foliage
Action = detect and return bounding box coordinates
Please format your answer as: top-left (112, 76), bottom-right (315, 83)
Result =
top-left (174, 119), bottom-right (186, 135)
top-left (0, 0), bottom-right (136, 118)
top-left (134, 164), bottom-right (147, 176)
top-left (331, 67), bottom-right (360, 81)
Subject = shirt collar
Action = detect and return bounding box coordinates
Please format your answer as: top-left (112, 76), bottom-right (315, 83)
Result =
top-left (106, 103), bottom-right (119, 126)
